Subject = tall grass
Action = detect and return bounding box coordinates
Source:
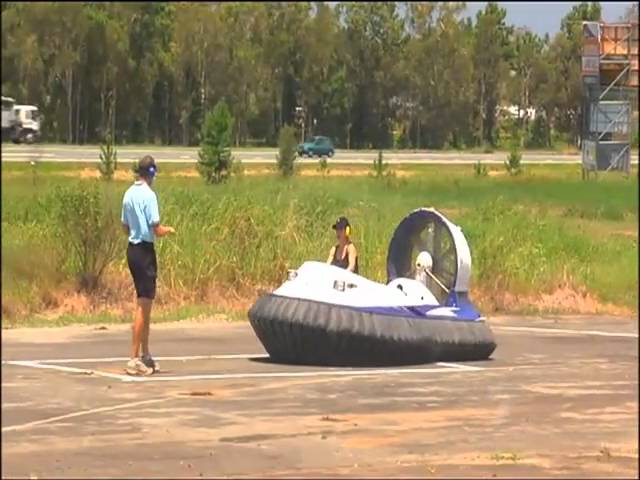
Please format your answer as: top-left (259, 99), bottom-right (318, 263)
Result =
top-left (2, 166), bottom-right (638, 319)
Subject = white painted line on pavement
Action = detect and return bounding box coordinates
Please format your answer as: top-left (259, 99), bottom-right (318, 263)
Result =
top-left (436, 362), bottom-right (484, 371)
top-left (2, 397), bottom-right (172, 433)
top-left (494, 326), bottom-right (637, 338)
top-left (4, 360), bottom-right (132, 381)
top-left (3, 356), bottom-right (483, 383)
top-left (1, 153), bottom-right (55, 157)
top-left (122, 365), bottom-right (485, 383)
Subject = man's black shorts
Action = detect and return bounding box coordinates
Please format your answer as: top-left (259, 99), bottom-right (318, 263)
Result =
top-left (127, 241), bottom-right (157, 300)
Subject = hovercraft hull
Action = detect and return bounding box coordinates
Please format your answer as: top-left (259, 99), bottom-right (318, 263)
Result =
top-left (248, 294), bottom-right (496, 366)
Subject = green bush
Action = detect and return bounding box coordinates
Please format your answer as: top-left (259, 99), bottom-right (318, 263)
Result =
top-left (197, 100), bottom-right (235, 184)
top-left (277, 125), bottom-right (297, 177)
top-left (98, 133), bottom-right (118, 181)
top-left (231, 158), bottom-right (245, 178)
top-left (372, 150), bottom-right (388, 178)
top-left (474, 160), bottom-right (488, 177)
top-left (524, 115), bottom-right (549, 149)
top-left (318, 156), bottom-right (329, 176)
top-left (49, 183), bottom-right (120, 291)
top-left (505, 131), bottom-right (523, 176)
top-left (505, 148), bottom-right (522, 176)
top-left (393, 127), bottom-right (410, 150)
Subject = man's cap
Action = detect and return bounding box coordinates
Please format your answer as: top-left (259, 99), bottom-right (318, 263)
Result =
top-left (332, 216), bottom-right (350, 230)
top-left (135, 155), bottom-right (157, 175)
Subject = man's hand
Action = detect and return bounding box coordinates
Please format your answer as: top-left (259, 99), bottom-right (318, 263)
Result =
top-left (154, 224), bottom-right (176, 237)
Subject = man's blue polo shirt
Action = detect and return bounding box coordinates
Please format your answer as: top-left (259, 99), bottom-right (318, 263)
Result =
top-left (121, 181), bottom-right (160, 244)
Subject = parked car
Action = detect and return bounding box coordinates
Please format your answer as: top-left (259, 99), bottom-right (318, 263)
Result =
top-left (297, 136), bottom-right (335, 157)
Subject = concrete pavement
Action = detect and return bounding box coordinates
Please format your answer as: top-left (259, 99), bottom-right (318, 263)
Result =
top-left (2, 315), bottom-right (638, 478)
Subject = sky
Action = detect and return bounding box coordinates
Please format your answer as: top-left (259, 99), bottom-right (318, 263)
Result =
top-left (463, 2), bottom-right (635, 36)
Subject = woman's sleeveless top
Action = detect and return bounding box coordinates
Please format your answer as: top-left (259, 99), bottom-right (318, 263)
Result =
top-left (331, 243), bottom-right (358, 274)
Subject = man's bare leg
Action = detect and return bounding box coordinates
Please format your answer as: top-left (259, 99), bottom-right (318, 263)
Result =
top-left (141, 299), bottom-right (153, 357)
top-left (131, 298), bottom-right (152, 359)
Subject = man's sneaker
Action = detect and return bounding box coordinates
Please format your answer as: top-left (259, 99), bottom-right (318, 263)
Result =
top-left (125, 358), bottom-right (154, 376)
top-left (141, 354), bottom-right (160, 373)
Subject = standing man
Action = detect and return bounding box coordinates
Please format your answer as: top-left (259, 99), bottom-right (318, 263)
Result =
top-left (121, 155), bottom-right (175, 376)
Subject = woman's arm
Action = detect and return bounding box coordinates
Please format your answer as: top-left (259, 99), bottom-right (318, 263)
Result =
top-left (347, 244), bottom-right (358, 272)
top-left (327, 245), bottom-right (336, 264)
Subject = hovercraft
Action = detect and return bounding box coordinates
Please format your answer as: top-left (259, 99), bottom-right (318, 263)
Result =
top-left (248, 208), bottom-right (496, 366)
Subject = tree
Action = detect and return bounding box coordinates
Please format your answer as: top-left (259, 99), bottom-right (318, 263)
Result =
top-left (197, 100), bottom-right (234, 184)
top-left (172, 2), bottom-right (221, 145)
top-left (473, 2), bottom-right (512, 147)
top-left (508, 29), bottom-right (544, 132)
top-left (98, 132), bottom-right (118, 181)
top-left (0, 2), bottom-right (605, 150)
top-left (338, 2), bottom-right (407, 148)
top-left (299, 2), bottom-right (340, 139)
top-left (83, 3), bottom-right (130, 143)
top-left (405, 3), bottom-right (475, 148)
top-left (277, 124), bottom-right (297, 177)
top-left (120, 2), bottom-right (175, 144)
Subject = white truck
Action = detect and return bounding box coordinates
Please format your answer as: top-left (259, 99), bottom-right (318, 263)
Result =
top-left (2, 96), bottom-right (41, 144)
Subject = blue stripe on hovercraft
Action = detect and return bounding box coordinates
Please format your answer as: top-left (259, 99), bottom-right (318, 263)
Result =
top-left (353, 291), bottom-right (482, 321)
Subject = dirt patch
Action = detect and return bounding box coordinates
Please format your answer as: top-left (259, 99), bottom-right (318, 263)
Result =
top-left (299, 168), bottom-right (413, 178)
top-left (477, 285), bottom-right (635, 317)
top-left (242, 168), bottom-right (276, 176)
top-left (58, 168), bottom-right (133, 181)
top-left (532, 286), bottom-right (633, 316)
top-left (12, 165), bottom-right (418, 180)
top-left (2, 266), bottom-right (260, 325)
top-left (1, 171), bottom-right (27, 178)
top-left (613, 229), bottom-right (637, 239)
top-left (169, 169), bottom-right (278, 178)
top-left (171, 170), bottom-right (201, 178)
top-left (8, 281), bottom-right (635, 325)
top-left (42, 291), bottom-right (93, 318)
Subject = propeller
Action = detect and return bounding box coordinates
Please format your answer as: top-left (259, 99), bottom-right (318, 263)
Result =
top-left (387, 210), bottom-right (459, 304)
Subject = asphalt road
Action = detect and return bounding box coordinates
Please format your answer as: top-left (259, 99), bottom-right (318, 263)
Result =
top-left (3, 144), bottom-right (638, 165)
top-left (2, 315), bottom-right (637, 478)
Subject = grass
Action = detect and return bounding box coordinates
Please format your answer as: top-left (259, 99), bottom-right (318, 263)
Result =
top-left (1, 162), bottom-right (638, 325)
top-left (0, 304), bottom-right (245, 329)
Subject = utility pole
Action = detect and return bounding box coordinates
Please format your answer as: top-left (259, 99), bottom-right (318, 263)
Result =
top-left (295, 106), bottom-right (305, 143)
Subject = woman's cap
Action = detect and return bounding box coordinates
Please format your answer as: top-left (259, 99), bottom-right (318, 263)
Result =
top-left (332, 216), bottom-right (350, 230)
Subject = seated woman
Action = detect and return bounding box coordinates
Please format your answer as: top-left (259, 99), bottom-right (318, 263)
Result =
top-left (327, 216), bottom-right (359, 274)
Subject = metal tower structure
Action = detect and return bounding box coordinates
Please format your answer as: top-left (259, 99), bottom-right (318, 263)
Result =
top-left (581, 20), bottom-right (638, 177)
